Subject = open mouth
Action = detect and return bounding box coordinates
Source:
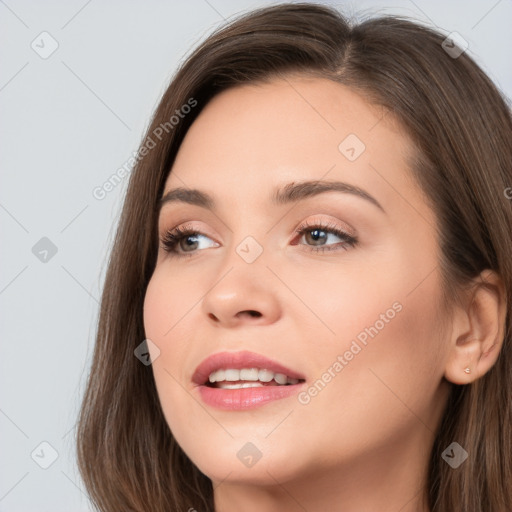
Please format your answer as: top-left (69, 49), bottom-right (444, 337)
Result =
top-left (206, 368), bottom-right (306, 389)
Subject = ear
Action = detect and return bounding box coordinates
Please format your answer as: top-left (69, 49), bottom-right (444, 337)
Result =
top-left (444, 269), bottom-right (507, 385)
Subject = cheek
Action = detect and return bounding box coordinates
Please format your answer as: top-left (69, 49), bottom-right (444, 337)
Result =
top-left (143, 270), bottom-right (195, 385)
top-left (143, 267), bottom-right (199, 345)
top-left (142, 271), bottom-right (215, 447)
top-left (303, 268), bottom-right (448, 440)
top-left (293, 247), bottom-right (448, 428)
top-left (143, 270), bottom-right (174, 335)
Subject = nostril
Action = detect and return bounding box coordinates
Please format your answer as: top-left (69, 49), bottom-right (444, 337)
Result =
top-left (236, 310), bottom-right (262, 319)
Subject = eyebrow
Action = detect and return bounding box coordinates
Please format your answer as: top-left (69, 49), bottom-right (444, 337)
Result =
top-left (158, 180), bottom-right (385, 213)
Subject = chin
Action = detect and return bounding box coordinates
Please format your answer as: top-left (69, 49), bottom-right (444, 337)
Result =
top-left (183, 440), bottom-right (311, 486)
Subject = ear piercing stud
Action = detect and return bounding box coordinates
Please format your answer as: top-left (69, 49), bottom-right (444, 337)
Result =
top-left (464, 367), bottom-right (471, 374)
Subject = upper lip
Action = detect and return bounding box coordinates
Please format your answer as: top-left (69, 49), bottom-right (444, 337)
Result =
top-left (192, 350), bottom-right (306, 385)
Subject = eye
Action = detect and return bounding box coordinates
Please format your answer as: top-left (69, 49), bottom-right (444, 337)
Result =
top-left (160, 223), bottom-right (218, 258)
top-left (292, 220), bottom-right (358, 253)
top-left (160, 220), bottom-right (358, 258)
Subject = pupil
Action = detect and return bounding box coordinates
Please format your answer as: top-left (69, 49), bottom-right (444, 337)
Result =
top-left (309, 229), bottom-right (326, 245)
top-left (182, 235), bottom-right (198, 250)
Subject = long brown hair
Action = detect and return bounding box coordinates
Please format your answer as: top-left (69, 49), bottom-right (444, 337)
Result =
top-left (76, 3), bottom-right (512, 511)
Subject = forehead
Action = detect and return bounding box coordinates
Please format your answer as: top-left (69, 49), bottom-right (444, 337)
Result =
top-left (163, 76), bottom-right (419, 213)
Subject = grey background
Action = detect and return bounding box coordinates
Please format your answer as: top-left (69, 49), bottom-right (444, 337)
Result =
top-left (1, 0), bottom-right (511, 510)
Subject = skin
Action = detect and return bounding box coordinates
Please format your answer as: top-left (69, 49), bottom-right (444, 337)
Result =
top-left (143, 76), bottom-right (506, 512)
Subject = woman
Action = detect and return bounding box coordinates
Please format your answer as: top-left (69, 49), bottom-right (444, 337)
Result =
top-left (76, 3), bottom-right (512, 511)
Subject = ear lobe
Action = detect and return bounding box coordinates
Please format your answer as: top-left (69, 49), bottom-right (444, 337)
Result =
top-left (444, 269), bottom-right (506, 385)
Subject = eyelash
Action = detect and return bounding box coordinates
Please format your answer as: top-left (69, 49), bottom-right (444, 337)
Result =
top-left (160, 220), bottom-right (358, 258)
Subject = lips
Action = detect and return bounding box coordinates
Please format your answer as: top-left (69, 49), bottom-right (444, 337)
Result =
top-left (192, 350), bottom-right (305, 386)
top-left (192, 350), bottom-right (306, 410)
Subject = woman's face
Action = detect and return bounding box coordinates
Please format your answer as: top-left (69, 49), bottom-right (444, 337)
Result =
top-left (143, 76), bottom-right (452, 489)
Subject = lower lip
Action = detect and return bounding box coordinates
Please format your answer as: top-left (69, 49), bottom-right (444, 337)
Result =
top-left (197, 383), bottom-right (305, 410)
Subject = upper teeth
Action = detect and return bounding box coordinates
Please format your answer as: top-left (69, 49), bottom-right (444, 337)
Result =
top-left (208, 368), bottom-right (299, 385)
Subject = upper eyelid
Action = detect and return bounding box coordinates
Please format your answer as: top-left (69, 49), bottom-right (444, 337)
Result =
top-left (159, 217), bottom-right (356, 242)
top-left (298, 217), bottom-right (356, 237)
top-left (160, 212), bottom-right (355, 229)
top-left (160, 216), bottom-right (347, 230)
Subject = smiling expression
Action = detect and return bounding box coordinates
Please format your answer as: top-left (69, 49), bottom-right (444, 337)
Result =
top-left (143, 75), bottom-right (452, 488)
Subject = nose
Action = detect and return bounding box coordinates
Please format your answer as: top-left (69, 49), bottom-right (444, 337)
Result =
top-left (201, 258), bottom-right (282, 328)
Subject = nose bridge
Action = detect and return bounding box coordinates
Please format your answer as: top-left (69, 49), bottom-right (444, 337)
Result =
top-left (221, 208), bottom-right (276, 267)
